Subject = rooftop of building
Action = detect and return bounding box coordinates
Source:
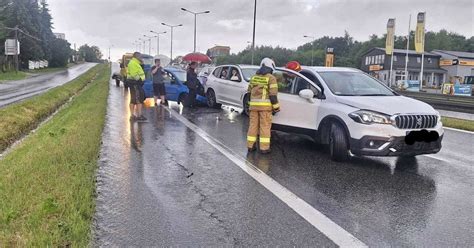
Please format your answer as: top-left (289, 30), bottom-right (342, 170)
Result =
top-left (431, 50), bottom-right (474, 59)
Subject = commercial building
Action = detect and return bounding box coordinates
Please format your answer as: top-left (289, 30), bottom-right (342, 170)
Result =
top-left (431, 50), bottom-right (474, 83)
top-left (206, 45), bottom-right (230, 60)
top-left (360, 47), bottom-right (446, 87)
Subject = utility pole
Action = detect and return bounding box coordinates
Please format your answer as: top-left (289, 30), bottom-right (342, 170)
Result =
top-left (303, 35), bottom-right (315, 66)
top-left (162, 23), bottom-right (183, 65)
top-left (181, 8), bottom-right (210, 52)
top-left (150, 30), bottom-right (167, 55)
top-left (251, 0), bottom-right (257, 65)
top-left (14, 26), bottom-right (19, 72)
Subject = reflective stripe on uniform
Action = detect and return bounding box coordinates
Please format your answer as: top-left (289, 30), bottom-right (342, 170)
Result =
top-left (249, 102), bottom-right (272, 106)
top-left (250, 76), bottom-right (270, 85)
top-left (272, 103), bottom-right (280, 109)
top-left (259, 137), bottom-right (270, 143)
top-left (247, 136), bottom-right (257, 142)
top-left (250, 98), bottom-right (271, 102)
top-left (269, 84), bottom-right (278, 89)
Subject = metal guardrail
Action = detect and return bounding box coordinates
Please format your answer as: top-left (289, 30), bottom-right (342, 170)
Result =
top-left (396, 90), bottom-right (474, 114)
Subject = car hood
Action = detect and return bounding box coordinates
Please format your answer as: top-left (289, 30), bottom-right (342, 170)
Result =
top-left (335, 95), bottom-right (436, 115)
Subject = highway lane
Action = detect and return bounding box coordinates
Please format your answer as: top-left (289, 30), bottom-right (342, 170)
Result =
top-left (177, 106), bottom-right (473, 247)
top-left (0, 63), bottom-right (97, 108)
top-left (94, 72), bottom-right (474, 246)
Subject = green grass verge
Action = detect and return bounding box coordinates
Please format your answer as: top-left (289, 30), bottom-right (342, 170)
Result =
top-left (0, 64), bottom-right (110, 246)
top-left (0, 71), bottom-right (28, 81)
top-left (0, 64), bottom-right (104, 152)
top-left (442, 117), bottom-right (474, 132)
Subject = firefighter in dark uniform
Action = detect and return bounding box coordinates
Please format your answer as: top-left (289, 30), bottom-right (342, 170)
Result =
top-left (247, 58), bottom-right (280, 154)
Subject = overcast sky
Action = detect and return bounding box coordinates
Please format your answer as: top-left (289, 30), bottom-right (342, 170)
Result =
top-left (47, 0), bottom-right (473, 61)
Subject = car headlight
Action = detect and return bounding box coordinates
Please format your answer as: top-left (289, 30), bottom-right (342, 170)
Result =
top-left (435, 110), bottom-right (442, 123)
top-left (349, 110), bottom-right (392, 125)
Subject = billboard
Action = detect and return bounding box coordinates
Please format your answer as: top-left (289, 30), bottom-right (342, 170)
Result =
top-left (325, 48), bottom-right (334, 67)
top-left (453, 84), bottom-right (473, 96)
top-left (385, 19), bottom-right (395, 55)
top-left (5, 39), bottom-right (20, 55)
top-left (414, 12), bottom-right (425, 54)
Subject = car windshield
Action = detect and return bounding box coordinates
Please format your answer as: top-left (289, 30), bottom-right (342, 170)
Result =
top-left (318, 71), bottom-right (396, 96)
top-left (173, 71), bottom-right (187, 82)
top-left (141, 57), bottom-right (154, 66)
top-left (241, 68), bottom-right (258, 81)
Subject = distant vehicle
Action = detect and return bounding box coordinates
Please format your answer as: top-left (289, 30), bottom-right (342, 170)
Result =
top-left (112, 53), bottom-right (155, 88)
top-left (205, 64), bottom-right (259, 114)
top-left (197, 66), bottom-right (215, 87)
top-left (114, 53), bottom-right (134, 87)
top-left (210, 65), bottom-right (444, 161)
top-left (143, 66), bottom-right (207, 105)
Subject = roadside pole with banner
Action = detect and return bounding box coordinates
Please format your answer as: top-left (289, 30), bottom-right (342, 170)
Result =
top-left (404, 14), bottom-right (411, 83)
top-left (386, 18), bottom-right (396, 87)
top-left (325, 47), bottom-right (334, 67)
top-left (415, 12), bottom-right (426, 90)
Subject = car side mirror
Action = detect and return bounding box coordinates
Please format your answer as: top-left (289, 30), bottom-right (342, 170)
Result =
top-left (314, 88), bottom-right (325, 99)
top-left (299, 89), bottom-right (315, 103)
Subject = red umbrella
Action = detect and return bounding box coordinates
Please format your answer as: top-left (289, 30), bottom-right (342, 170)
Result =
top-left (182, 52), bottom-right (212, 64)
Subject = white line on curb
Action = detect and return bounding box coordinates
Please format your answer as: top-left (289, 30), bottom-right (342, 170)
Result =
top-left (443, 127), bottom-right (474, 134)
top-left (166, 107), bottom-right (367, 248)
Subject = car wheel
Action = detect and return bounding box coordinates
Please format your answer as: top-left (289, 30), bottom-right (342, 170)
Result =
top-left (115, 79), bottom-right (120, 87)
top-left (242, 94), bottom-right (250, 116)
top-left (329, 123), bottom-right (349, 161)
top-left (206, 89), bottom-right (221, 108)
top-left (178, 93), bottom-right (188, 106)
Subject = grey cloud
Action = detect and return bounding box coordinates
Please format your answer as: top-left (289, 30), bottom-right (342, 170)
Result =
top-left (48, 0), bottom-right (473, 61)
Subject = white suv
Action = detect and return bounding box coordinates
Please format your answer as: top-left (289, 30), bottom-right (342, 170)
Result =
top-left (208, 65), bottom-right (443, 161)
top-left (206, 64), bottom-right (259, 114)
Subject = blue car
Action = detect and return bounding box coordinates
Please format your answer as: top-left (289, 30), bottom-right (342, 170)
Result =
top-left (142, 65), bottom-right (207, 105)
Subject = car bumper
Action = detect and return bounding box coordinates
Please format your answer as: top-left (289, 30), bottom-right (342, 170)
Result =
top-left (350, 133), bottom-right (443, 156)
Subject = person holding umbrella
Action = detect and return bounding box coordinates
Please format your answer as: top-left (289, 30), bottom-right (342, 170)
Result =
top-left (185, 61), bottom-right (199, 107)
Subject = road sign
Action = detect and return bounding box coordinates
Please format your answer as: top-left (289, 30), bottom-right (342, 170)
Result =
top-left (5, 39), bottom-right (20, 55)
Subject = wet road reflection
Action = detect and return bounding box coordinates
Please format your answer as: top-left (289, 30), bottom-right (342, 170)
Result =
top-left (0, 63), bottom-right (97, 108)
top-left (176, 104), bottom-right (473, 247)
top-left (95, 64), bottom-right (473, 246)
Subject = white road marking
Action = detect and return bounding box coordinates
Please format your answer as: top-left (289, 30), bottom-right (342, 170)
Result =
top-left (443, 127), bottom-right (474, 135)
top-left (424, 154), bottom-right (451, 163)
top-left (165, 107), bottom-right (367, 248)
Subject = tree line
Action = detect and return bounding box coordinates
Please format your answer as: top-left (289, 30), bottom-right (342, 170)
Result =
top-left (0, 0), bottom-right (102, 72)
top-left (216, 30), bottom-right (474, 68)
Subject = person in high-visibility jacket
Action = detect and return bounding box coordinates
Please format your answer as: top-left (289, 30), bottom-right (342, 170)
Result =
top-left (247, 58), bottom-right (280, 154)
top-left (127, 52), bottom-right (147, 121)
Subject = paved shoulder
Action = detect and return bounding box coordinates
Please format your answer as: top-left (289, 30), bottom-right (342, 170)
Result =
top-left (0, 63), bottom-right (97, 108)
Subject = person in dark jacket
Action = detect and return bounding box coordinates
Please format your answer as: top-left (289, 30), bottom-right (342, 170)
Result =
top-left (185, 62), bottom-right (199, 107)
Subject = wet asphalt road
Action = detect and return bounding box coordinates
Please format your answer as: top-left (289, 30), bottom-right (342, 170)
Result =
top-left (95, 67), bottom-right (474, 247)
top-left (0, 63), bottom-right (97, 108)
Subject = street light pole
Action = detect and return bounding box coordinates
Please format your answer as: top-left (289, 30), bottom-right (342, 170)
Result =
top-left (137, 38), bottom-right (143, 53)
top-left (162, 23), bottom-right (183, 65)
top-left (143, 35), bottom-right (155, 55)
top-left (150, 30), bottom-right (167, 55)
top-left (181, 8), bottom-right (210, 53)
top-left (251, 0), bottom-right (257, 65)
top-left (303, 35), bottom-right (315, 66)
